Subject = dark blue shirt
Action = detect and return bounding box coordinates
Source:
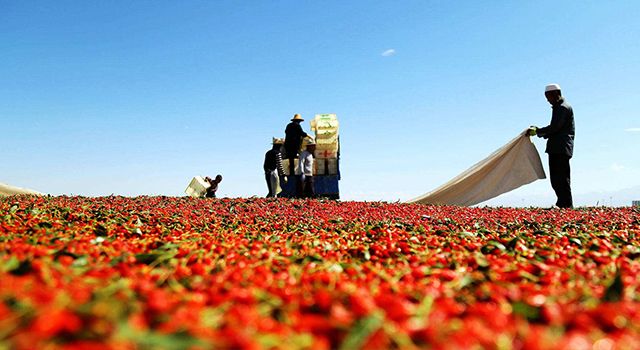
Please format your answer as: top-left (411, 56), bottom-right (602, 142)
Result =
top-left (284, 121), bottom-right (308, 156)
top-left (537, 98), bottom-right (575, 157)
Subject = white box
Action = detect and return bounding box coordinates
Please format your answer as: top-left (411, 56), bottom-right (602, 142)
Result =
top-left (315, 159), bottom-right (326, 175)
top-left (327, 158), bottom-right (338, 175)
top-left (316, 150), bottom-right (338, 158)
top-left (185, 176), bottom-right (210, 198)
top-left (316, 135), bottom-right (338, 144)
top-left (310, 114), bottom-right (339, 131)
top-left (315, 143), bottom-right (339, 152)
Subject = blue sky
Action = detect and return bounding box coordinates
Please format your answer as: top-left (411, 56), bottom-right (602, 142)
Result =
top-left (1, 1), bottom-right (639, 205)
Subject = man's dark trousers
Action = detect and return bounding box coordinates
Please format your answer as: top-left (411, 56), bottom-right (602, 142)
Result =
top-left (265, 173), bottom-right (274, 198)
top-left (285, 148), bottom-right (297, 177)
top-left (301, 176), bottom-right (315, 198)
top-left (549, 154), bottom-right (573, 208)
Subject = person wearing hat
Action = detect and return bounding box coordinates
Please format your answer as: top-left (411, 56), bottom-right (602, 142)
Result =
top-left (297, 138), bottom-right (316, 198)
top-left (264, 138), bottom-right (287, 197)
top-left (528, 84), bottom-right (575, 208)
top-left (284, 114), bottom-right (308, 176)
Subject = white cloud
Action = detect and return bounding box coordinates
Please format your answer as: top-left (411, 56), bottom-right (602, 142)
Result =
top-left (625, 128), bottom-right (640, 132)
top-left (381, 49), bottom-right (396, 57)
top-left (611, 163), bottom-right (625, 172)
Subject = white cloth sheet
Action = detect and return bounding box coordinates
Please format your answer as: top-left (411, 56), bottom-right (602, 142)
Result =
top-left (0, 182), bottom-right (42, 196)
top-left (408, 131), bottom-right (546, 206)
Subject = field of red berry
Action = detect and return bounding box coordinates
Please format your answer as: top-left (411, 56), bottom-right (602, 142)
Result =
top-left (1, 196), bottom-right (639, 349)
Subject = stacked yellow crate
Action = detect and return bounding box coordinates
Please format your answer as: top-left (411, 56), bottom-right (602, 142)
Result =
top-left (311, 114), bottom-right (339, 175)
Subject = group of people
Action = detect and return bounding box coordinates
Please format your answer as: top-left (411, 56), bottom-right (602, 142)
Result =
top-left (264, 114), bottom-right (316, 198)
top-left (204, 114), bottom-right (315, 200)
top-left (209, 84), bottom-right (575, 207)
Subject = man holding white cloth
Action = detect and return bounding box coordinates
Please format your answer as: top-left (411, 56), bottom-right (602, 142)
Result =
top-left (528, 84), bottom-right (575, 208)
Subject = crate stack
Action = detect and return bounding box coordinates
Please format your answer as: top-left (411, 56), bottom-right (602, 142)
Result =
top-left (311, 114), bottom-right (339, 176)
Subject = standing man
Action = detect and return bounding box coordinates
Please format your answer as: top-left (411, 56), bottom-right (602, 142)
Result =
top-left (264, 138), bottom-right (287, 197)
top-left (284, 114), bottom-right (308, 176)
top-left (528, 84), bottom-right (575, 208)
top-left (298, 139), bottom-right (316, 198)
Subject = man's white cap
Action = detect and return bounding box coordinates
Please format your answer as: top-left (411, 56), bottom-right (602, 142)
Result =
top-left (545, 84), bottom-right (561, 92)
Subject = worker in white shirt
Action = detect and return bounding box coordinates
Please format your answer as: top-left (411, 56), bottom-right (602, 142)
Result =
top-left (297, 139), bottom-right (316, 198)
